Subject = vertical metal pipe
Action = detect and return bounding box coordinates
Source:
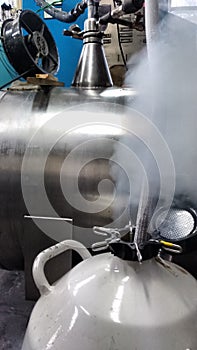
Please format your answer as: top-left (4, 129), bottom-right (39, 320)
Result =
top-left (133, 0), bottom-right (160, 249)
top-left (87, 0), bottom-right (96, 19)
top-left (134, 180), bottom-right (155, 245)
top-left (145, 0), bottom-right (159, 51)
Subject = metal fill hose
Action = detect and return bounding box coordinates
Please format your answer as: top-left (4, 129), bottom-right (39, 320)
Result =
top-left (34, 0), bottom-right (87, 23)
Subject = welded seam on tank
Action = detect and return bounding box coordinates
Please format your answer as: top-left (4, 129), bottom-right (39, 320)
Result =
top-left (32, 88), bottom-right (52, 112)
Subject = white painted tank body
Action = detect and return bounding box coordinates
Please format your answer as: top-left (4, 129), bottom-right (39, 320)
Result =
top-left (22, 240), bottom-right (197, 350)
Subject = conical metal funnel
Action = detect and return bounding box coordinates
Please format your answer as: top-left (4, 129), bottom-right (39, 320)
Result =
top-left (72, 18), bottom-right (113, 89)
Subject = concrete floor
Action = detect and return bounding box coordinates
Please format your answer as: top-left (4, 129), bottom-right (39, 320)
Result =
top-left (0, 269), bottom-right (35, 350)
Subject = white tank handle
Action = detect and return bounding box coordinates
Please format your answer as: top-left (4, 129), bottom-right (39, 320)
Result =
top-left (33, 239), bottom-right (92, 295)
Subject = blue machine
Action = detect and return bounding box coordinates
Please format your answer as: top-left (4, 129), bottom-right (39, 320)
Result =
top-left (0, 1), bottom-right (87, 88)
top-left (0, 33), bottom-right (18, 87)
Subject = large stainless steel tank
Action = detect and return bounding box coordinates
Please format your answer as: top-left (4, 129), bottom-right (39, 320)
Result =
top-left (0, 86), bottom-right (135, 271)
top-left (1, 84), bottom-right (197, 300)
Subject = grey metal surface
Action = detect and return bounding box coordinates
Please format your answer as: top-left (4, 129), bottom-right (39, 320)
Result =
top-left (0, 83), bottom-right (197, 299)
top-left (0, 268), bottom-right (35, 350)
top-left (159, 0), bottom-right (197, 25)
top-left (0, 86), bottom-right (134, 272)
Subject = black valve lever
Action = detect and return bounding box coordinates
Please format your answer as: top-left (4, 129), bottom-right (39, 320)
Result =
top-left (63, 24), bottom-right (83, 40)
top-left (99, 13), bottom-right (133, 28)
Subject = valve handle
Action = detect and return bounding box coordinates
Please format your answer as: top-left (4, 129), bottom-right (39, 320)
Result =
top-left (33, 239), bottom-right (91, 295)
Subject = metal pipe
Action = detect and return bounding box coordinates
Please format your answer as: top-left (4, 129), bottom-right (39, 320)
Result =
top-left (34, 0), bottom-right (87, 23)
top-left (133, 1), bottom-right (160, 248)
top-left (144, 0), bottom-right (159, 54)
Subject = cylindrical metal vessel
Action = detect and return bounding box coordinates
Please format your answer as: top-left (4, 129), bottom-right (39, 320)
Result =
top-left (22, 239), bottom-right (197, 350)
top-left (0, 86), bottom-right (134, 269)
top-left (0, 85), bottom-right (197, 287)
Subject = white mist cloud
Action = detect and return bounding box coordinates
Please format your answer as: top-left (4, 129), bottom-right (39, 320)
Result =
top-left (112, 11), bottom-right (197, 233)
top-left (126, 12), bottom-right (197, 205)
